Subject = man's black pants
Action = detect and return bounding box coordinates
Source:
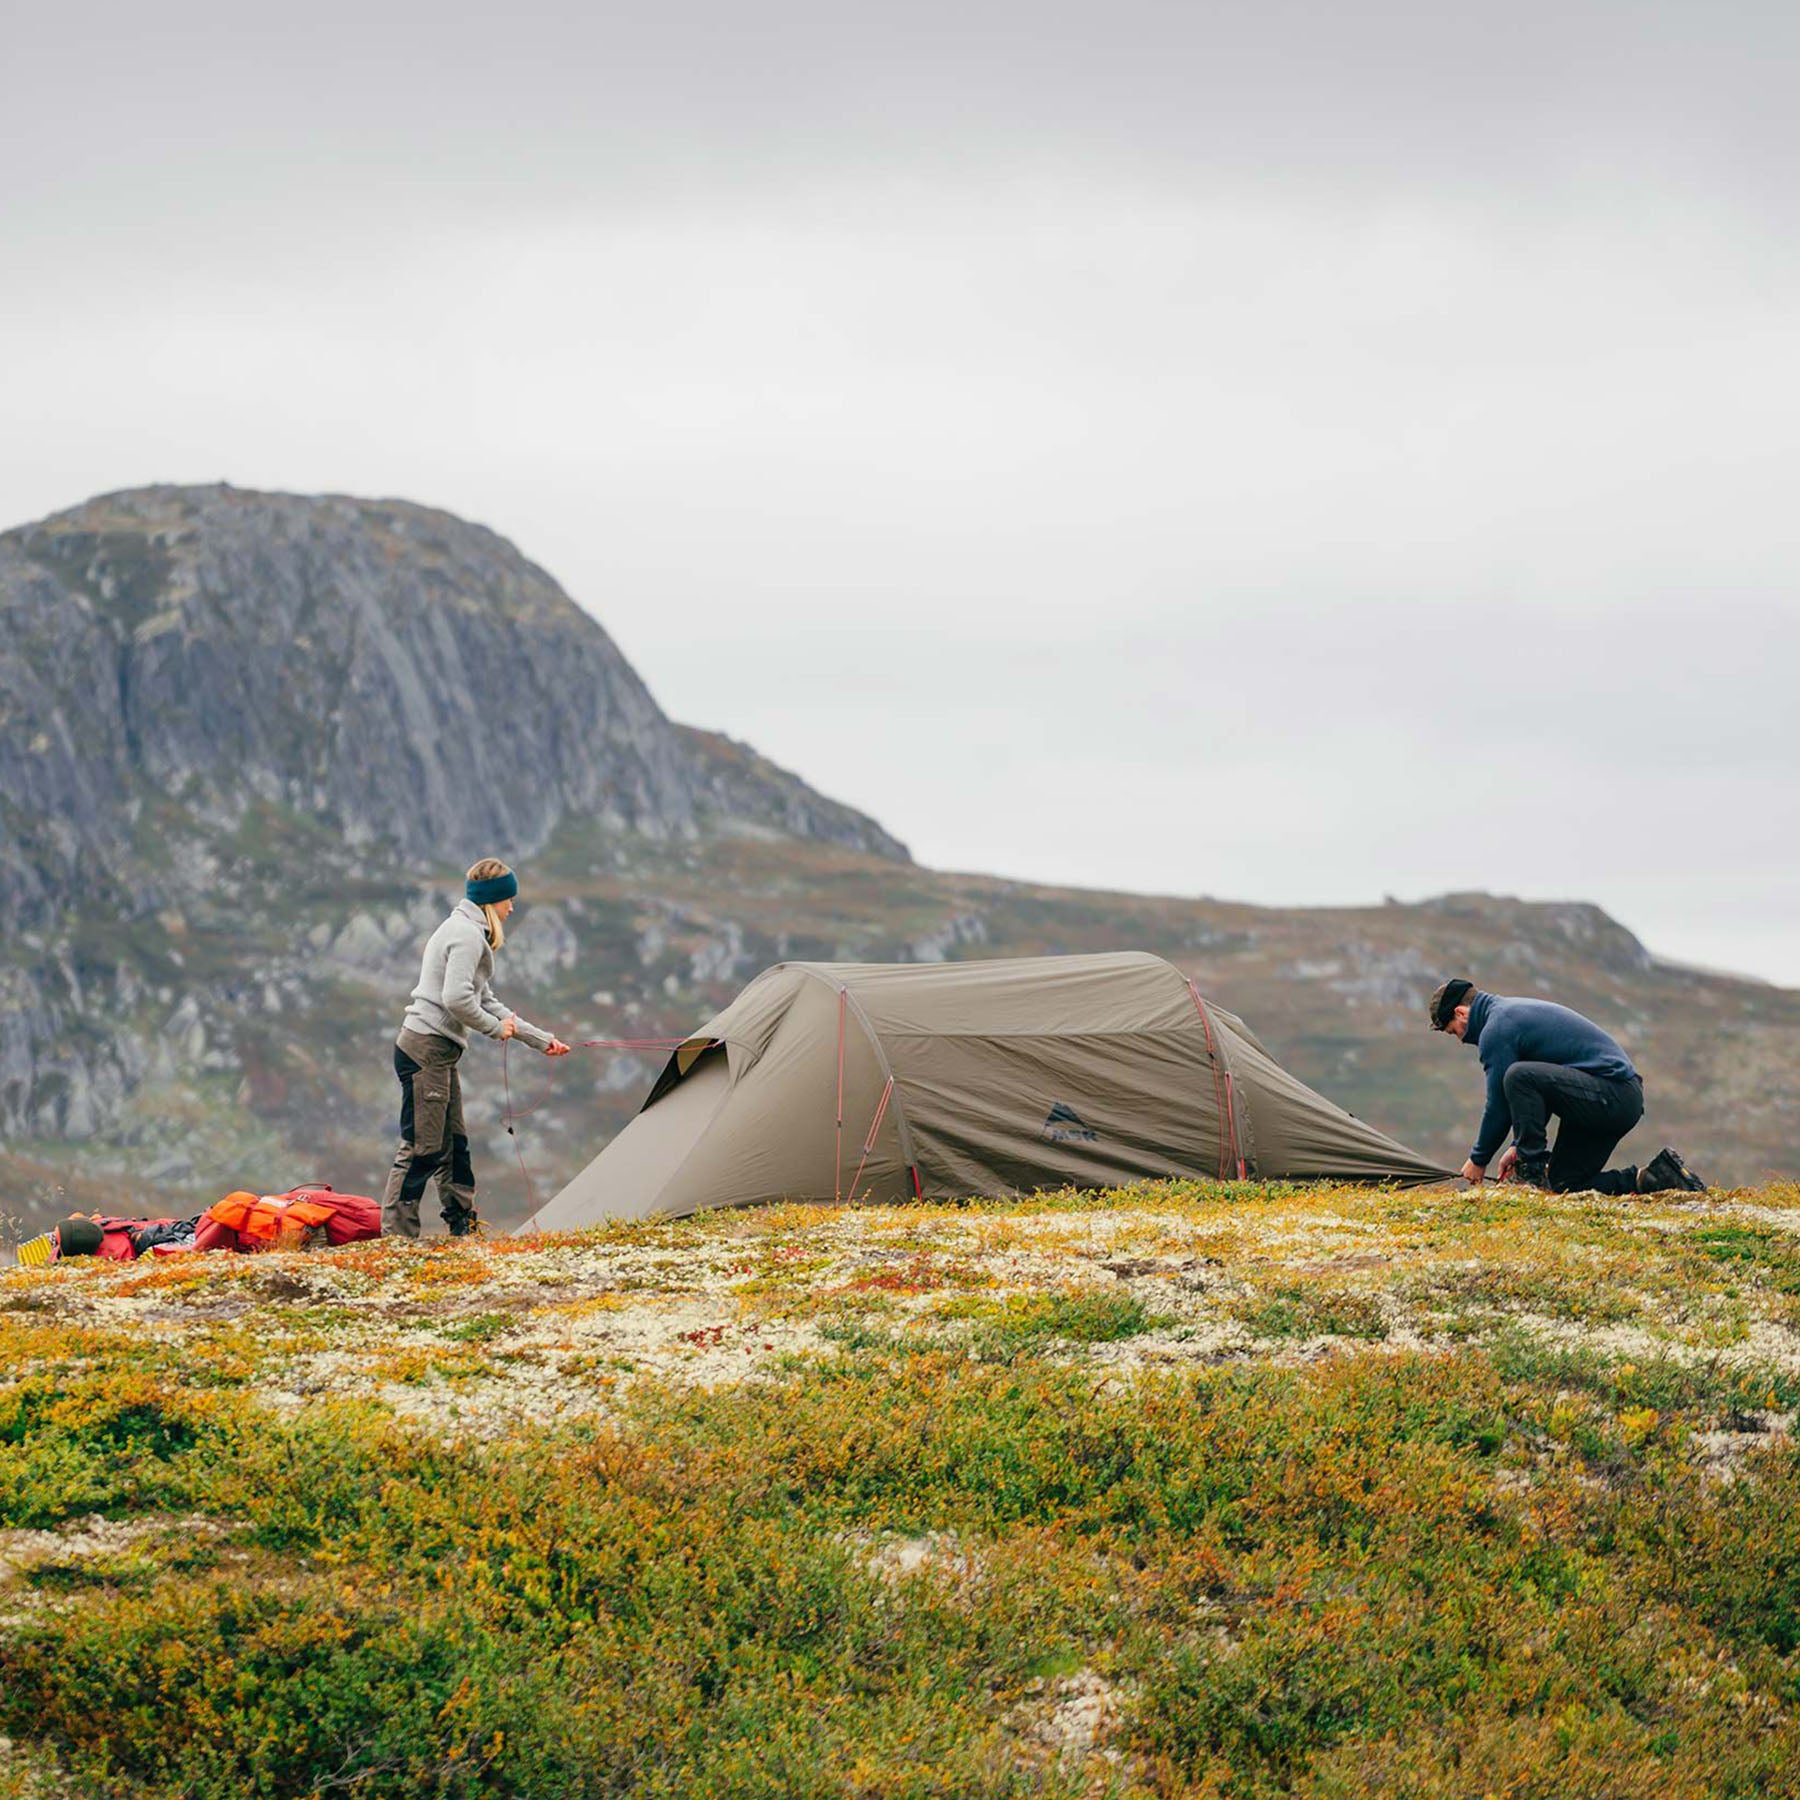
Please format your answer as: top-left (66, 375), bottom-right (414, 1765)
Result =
top-left (1502, 1062), bottom-right (1645, 1194)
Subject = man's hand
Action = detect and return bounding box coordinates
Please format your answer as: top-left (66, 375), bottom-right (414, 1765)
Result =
top-left (545, 1037), bottom-right (571, 1057)
top-left (499, 1015), bottom-right (517, 1041)
top-left (1495, 1145), bottom-right (1519, 1182)
top-left (1460, 1159), bottom-right (1486, 1184)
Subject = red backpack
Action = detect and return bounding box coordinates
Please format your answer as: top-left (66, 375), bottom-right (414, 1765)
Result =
top-left (83, 1216), bottom-right (181, 1261)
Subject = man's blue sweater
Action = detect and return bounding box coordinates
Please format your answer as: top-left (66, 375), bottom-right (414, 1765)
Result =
top-left (1463, 992), bottom-right (1638, 1167)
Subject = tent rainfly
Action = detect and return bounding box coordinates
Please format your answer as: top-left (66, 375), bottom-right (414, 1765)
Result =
top-left (525, 951), bottom-right (1452, 1230)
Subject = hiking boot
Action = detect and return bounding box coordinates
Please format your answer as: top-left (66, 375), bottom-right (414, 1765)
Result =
top-left (1638, 1148), bottom-right (1706, 1194)
top-left (1513, 1153), bottom-right (1552, 1189)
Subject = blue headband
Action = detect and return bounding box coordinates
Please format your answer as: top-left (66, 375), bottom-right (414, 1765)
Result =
top-left (466, 872), bottom-right (518, 907)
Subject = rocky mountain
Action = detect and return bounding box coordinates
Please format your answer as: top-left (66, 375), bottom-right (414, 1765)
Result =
top-left (0, 484), bottom-right (902, 919)
top-left (2, 484), bottom-right (1796, 1237)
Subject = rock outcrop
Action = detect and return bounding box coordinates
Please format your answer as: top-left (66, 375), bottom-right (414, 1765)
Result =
top-left (677, 727), bottom-right (908, 860)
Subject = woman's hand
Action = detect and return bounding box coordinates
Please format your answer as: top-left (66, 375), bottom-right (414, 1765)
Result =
top-left (545, 1037), bottom-right (571, 1057)
top-left (1460, 1159), bottom-right (1485, 1184)
top-left (500, 1015), bottom-right (517, 1041)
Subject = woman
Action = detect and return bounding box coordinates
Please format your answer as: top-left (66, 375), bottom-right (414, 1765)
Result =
top-left (380, 858), bottom-right (570, 1238)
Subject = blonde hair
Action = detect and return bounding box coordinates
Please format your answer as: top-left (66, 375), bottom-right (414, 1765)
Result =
top-left (466, 857), bottom-right (512, 951)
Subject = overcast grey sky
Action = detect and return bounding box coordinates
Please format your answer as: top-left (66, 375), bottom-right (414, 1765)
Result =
top-left (5, 2), bottom-right (1797, 980)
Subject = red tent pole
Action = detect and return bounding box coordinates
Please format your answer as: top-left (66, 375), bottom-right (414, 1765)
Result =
top-left (846, 1077), bottom-right (894, 1205)
top-left (1224, 1073), bottom-right (1246, 1180)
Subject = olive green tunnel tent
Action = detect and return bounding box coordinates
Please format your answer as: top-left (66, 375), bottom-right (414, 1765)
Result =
top-left (524, 952), bottom-right (1453, 1230)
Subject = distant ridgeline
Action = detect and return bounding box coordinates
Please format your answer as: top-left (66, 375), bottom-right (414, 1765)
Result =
top-left (1, 484), bottom-right (1795, 1231)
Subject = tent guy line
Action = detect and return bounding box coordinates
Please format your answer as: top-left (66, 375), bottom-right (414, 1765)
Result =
top-left (500, 1031), bottom-right (779, 1222)
top-left (1187, 980), bottom-right (1247, 1183)
top-left (501, 1034), bottom-right (713, 1223)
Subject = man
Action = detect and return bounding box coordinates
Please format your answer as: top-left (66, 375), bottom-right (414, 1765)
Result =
top-left (1428, 977), bottom-right (1706, 1194)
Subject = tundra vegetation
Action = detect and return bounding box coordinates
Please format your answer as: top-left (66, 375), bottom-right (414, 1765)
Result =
top-left (5, 1178), bottom-right (1800, 1797)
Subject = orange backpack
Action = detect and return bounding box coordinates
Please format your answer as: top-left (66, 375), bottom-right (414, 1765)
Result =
top-left (193, 1186), bottom-right (382, 1253)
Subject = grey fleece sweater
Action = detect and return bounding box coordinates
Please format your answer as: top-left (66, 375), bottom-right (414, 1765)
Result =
top-left (400, 899), bottom-right (553, 1052)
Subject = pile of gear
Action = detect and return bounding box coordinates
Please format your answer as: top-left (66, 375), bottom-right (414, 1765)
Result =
top-left (15, 1185), bottom-right (381, 1268)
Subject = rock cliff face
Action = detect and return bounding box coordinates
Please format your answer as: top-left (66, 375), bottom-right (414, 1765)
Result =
top-left (0, 484), bottom-right (904, 928)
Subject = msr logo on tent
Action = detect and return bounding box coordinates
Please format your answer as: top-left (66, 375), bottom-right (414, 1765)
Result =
top-left (1041, 1102), bottom-right (1098, 1144)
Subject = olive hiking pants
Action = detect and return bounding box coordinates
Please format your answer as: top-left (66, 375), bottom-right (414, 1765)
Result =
top-left (380, 1029), bottom-right (479, 1237)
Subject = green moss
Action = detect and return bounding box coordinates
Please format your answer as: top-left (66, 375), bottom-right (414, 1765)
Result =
top-left (937, 1287), bottom-right (1169, 1361)
top-left (436, 1312), bottom-right (517, 1345)
top-left (1234, 1283), bottom-right (1389, 1341)
top-left (1689, 1224), bottom-right (1800, 1295)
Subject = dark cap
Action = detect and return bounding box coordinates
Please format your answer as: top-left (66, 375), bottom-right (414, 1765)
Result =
top-left (54, 1216), bottom-right (105, 1257)
top-left (1428, 978), bottom-right (1474, 1030)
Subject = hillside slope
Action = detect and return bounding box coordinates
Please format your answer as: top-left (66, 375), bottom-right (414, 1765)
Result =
top-left (0, 483), bottom-right (906, 909)
top-left (5, 825), bottom-right (1795, 1241)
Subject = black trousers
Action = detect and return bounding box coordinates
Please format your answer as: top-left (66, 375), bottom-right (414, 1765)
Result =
top-left (1502, 1062), bottom-right (1645, 1195)
top-left (380, 1030), bottom-right (478, 1237)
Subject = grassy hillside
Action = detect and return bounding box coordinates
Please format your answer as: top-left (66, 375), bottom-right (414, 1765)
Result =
top-left (6, 1179), bottom-right (1800, 1796)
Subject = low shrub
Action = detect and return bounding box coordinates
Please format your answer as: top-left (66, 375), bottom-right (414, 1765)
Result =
top-left (9, 1184), bottom-right (1800, 1795)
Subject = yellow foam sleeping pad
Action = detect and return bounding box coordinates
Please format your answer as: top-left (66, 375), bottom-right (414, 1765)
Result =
top-left (15, 1232), bottom-right (58, 1268)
